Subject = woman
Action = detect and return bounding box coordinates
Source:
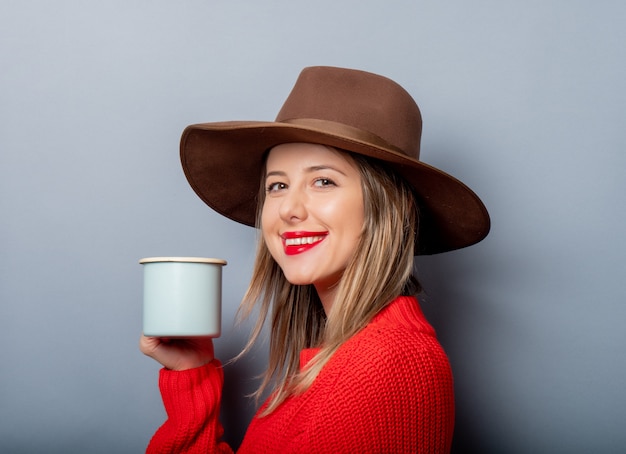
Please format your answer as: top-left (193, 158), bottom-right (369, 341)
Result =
top-left (140, 66), bottom-right (490, 453)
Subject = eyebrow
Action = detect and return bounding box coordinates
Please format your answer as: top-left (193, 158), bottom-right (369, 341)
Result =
top-left (265, 165), bottom-right (348, 180)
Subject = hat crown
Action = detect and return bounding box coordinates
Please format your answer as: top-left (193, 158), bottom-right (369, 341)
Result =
top-left (275, 66), bottom-right (422, 160)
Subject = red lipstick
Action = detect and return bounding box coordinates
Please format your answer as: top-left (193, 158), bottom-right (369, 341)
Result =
top-left (281, 231), bottom-right (328, 256)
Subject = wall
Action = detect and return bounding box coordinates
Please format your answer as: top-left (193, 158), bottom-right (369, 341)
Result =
top-left (1, 1), bottom-right (624, 452)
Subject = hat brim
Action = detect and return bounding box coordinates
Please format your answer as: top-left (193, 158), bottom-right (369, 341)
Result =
top-left (180, 121), bottom-right (490, 255)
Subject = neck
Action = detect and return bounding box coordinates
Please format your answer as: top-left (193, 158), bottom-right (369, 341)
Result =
top-left (315, 284), bottom-right (336, 315)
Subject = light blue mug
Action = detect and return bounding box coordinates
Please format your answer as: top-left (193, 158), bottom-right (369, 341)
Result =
top-left (139, 257), bottom-right (227, 337)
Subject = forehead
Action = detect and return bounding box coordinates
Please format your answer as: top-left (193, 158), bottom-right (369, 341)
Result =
top-left (265, 142), bottom-right (358, 170)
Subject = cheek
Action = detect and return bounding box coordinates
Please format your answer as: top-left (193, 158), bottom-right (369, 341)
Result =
top-left (260, 200), bottom-right (275, 233)
top-left (260, 203), bottom-right (281, 255)
top-left (322, 196), bottom-right (364, 236)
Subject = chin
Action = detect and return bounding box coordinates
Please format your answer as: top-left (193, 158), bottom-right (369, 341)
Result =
top-left (283, 275), bottom-right (314, 286)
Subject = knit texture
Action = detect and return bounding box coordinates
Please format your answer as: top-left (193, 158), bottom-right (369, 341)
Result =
top-left (147, 296), bottom-right (454, 453)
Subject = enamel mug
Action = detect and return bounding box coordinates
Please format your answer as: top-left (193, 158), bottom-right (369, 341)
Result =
top-left (139, 257), bottom-right (227, 337)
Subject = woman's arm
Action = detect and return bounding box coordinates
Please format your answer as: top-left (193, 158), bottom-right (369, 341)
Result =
top-left (147, 360), bottom-right (234, 454)
top-left (140, 336), bottom-right (234, 453)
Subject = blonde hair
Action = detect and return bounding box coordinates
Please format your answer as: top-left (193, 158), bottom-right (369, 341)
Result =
top-left (236, 149), bottom-right (420, 415)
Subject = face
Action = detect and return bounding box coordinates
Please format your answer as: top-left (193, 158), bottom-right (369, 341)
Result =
top-left (261, 143), bottom-right (365, 302)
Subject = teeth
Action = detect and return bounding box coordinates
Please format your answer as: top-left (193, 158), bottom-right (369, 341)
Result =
top-left (285, 236), bottom-right (325, 246)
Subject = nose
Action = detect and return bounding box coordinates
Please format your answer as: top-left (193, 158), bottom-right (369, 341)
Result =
top-left (278, 187), bottom-right (308, 223)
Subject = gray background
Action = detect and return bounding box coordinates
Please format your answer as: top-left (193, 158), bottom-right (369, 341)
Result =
top-left (1, 1), bottom-right (624, 453)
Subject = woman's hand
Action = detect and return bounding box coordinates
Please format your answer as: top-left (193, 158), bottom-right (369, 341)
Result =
top-left (139, 335), bottom-right (215, 371)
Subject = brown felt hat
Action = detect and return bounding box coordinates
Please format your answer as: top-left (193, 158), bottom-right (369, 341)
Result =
top-left (180, 66), bottom-right (490, 255)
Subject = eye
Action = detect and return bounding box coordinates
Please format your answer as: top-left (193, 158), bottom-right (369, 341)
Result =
top-left (313, 178), bottom-right (336, 188)
top-left (266, 182), bottom-right (287, 193)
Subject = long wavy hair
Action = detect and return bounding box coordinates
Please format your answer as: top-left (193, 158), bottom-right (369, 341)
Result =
top-left (236, 148), bottom-right (420, 415)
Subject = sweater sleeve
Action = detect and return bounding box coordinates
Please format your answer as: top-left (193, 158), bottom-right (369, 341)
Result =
top-left (146, 359), bottom-right (234, 454)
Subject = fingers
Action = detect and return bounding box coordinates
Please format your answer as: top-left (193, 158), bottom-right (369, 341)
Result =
top-left (139, 334), bottom-right (215, 371)
top-left (139, 334), bottom-right (162, 356)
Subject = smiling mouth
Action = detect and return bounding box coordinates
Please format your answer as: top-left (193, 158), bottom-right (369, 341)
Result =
top-left (281, 232), bottom-right (328, 255)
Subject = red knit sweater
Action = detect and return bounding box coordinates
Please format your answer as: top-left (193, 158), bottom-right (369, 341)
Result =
top-left (147, 296), bottom-right (455, 453)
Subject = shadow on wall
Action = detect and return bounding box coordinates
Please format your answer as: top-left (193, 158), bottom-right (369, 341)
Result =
top-left (220, 359), bottom-right (257, 449)
top-left (417, 248), bottom-right (514, 454)
top-left (217, 333), bottom-right (270, 450)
